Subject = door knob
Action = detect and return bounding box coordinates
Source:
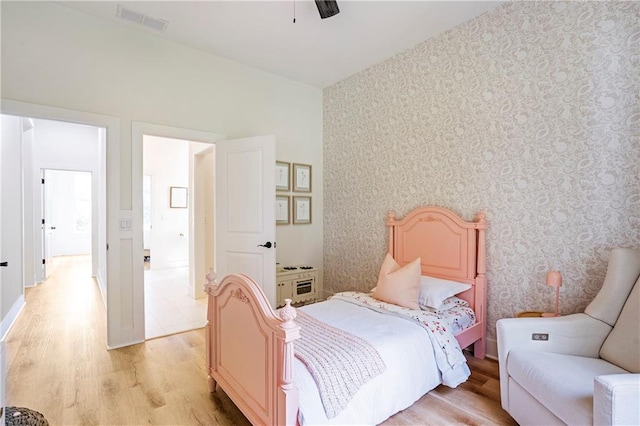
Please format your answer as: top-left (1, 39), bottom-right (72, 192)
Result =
top-left (0, 261), bottom-right (8, 267)
top-left (257, 241), bottom-right (275, 249)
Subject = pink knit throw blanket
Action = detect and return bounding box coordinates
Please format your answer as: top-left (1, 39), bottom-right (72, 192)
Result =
top-left (294, 311), bottom-right (386, 419)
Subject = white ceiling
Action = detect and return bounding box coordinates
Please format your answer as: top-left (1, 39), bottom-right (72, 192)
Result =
top-left (59, 1), bottom-right (502, 88)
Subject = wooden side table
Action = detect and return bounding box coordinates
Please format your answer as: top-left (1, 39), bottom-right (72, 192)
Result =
top-left (515, 311), bottom-right (544, 318)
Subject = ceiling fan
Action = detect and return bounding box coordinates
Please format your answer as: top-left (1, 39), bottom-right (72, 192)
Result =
top-left (315, 0), bottom-right (340, 19)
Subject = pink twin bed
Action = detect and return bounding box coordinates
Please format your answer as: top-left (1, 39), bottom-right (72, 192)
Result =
top-left (205, 206), bottom-right (487, 425)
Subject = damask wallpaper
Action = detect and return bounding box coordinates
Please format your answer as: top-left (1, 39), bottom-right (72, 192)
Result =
top-left (323, 2), bottom-right (640, 343)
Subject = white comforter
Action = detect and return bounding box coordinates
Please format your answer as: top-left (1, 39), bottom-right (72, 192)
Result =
top-left (295, 297), bottom-right (470, 425)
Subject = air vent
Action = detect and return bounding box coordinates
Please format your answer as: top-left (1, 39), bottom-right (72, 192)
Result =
top-left (116, 5), bottom-right (169, 32)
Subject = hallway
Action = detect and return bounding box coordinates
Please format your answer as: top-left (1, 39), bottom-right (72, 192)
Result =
top-left (4, 255), bottom-right (249, 425)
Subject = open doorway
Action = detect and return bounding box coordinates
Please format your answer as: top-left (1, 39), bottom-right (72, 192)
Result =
top-left (142, 135), bottom-right (213, 338)
top-left (42, 169), bottom-right (93, 270)
top-left (40, 169), bottom-right (95, 312)
top-left (32, 120), bottom-right (107, 299)
top-left (0, 112), bottom-right (109, 343)
top-left (133, 122), bottom-right (276, 344)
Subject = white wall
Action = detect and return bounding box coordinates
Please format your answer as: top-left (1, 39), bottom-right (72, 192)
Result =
top-left (1, 115), bottom-right (25, 336)
top-left (2, 2), bottom-right (323, 348)
top-left (97, 128), bottom-right (107, 302)
top-left (143, 135), bottom-right (189, 269)
top-left (21, 119), bottom-right (36, 288)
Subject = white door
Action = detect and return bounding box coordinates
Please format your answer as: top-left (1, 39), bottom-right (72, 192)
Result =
top-left (48, 170), bottom-right (92, 256)
top-left (0, 115), bottom-right (5, 426)
top-left (215, 135), bottom-right (276, 307)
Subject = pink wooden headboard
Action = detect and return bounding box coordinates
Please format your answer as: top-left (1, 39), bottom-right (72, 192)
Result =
top-left (386, 206), bottom-right (487, 356)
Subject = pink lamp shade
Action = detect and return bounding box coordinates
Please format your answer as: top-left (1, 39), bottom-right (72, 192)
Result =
top-left (545, 270), bottom-right (562, 288)
top-left (542, 270), bottom-right (562, 317)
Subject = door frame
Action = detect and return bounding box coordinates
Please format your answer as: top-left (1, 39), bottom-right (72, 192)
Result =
top-left (193, 145), bottom-right (215, 300)
top-left (0, 99), bottom-right (119, 348)
top-left (132, 122), bottom-right (225, 340)
top-left (41, 168), bottom-right (95, 274)
top-left (41, 169), bottom-right (52, 280)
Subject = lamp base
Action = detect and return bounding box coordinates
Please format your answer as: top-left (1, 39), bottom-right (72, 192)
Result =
top-left (541, 312), bottom-right (559, 317)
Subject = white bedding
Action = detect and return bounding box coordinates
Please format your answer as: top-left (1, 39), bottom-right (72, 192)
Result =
top-left (435, 305), bottom-right (476, 334)
top-left (295, 298), bottom-right (471, 425)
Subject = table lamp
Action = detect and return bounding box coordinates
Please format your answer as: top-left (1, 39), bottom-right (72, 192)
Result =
top-left (542, 270), bottom-right (562, 317)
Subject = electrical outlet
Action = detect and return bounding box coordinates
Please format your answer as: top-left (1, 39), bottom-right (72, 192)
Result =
top-left (532, 333), bottom-right (549, 341)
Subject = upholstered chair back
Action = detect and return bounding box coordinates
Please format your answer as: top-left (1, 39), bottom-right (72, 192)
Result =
top-left (598, 276), bottom-right (640, 372)
top-left (585, 248), bottom-right (640, 327)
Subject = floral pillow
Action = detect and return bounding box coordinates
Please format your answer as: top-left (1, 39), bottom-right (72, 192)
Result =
top-left (417, 275), bottom-right (472, 310)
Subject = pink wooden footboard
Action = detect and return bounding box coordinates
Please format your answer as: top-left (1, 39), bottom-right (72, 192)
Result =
top-left (205, 271), bottom-right (300, 426)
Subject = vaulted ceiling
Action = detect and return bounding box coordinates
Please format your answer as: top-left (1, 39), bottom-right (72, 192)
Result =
top-left (60, 1), bottom-right (502, 88)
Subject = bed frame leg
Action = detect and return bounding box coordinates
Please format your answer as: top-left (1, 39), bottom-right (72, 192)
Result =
top-left (473, 339), bottom-right (486, 359)
top-left (208, 374), bottom-right (217, 393)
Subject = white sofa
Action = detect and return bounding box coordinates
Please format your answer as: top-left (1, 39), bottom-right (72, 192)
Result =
top-left (497, 248), bottom-right (640, 426)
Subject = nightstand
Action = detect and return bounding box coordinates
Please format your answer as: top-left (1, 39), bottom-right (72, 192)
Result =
top-left (515, 311), bottom-right (544, 318)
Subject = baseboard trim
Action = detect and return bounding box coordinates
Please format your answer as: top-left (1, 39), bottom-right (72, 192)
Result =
top-left (1, 295), bottom-right (26, 341)
top-left (96, 272), bottom-right (107, 309)
top-left (486, 337), bottom-right (498, 360)
top-left (107, 338), bottom-right (144, 350)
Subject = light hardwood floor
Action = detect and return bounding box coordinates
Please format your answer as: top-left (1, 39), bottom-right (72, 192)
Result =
top-left (6, 255), bottom-right (516, 425)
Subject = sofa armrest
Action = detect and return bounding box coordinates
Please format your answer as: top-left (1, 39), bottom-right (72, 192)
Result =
top-left (594, 374), bottom-right (640, 426)
top-left (497, 314), bottom-right (612, 358)
top-left (497, 313), bottom-right (612, 409)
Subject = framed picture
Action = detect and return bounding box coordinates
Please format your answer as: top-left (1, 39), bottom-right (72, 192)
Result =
top-left (275, 161), bottom-right (290, 191)
top-left (293, 196), bottom-right (312, 224)
top-left (276, 195), bottom-right (290, 225)
top-left (170, 186), bottom-right (188, 208)
top-left (293, 163), bottom-right (312, 192)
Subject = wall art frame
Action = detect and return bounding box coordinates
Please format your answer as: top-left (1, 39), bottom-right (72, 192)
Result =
top-left (293, 196), bottom-right (312, 224)
top-left (293, 163), bottom-right (312, 192)
top-left (276, 195), bottom-right (290, 225)
top-left (170, 186), bottom-right (188, 208)
top-left (275, 161), bottom-right (290, 191)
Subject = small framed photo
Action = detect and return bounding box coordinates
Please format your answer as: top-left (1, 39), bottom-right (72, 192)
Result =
top-left (276, 195), bottom-right (290, 225)
top-left (293, 196), bottom-right (311, 224)
top-left (170, 186), bottom-right (188, 208)
top-left (275, 161), bottom-right (290, 191)
top-left (293, 163), bottom-right (312, 192)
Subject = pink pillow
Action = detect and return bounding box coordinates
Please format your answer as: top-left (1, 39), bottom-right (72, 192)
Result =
top-left (372, 253), bottom-right (421, 310)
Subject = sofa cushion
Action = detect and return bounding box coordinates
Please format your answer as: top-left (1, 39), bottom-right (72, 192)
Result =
top-left (508, 379), bottom-right (565, 426)
top-left (507, 350), bottom-right (628, 425)
top-left (600, 277), bottom-right (640, 373)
